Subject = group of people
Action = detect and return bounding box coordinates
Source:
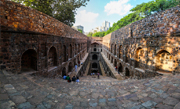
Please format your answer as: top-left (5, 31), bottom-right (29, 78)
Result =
top-left (91, 72), bottom-right (100, 79)
top-left (74, 62), bottom-right (83, 72)
top-left (63, 74), bottom-right (79, 82)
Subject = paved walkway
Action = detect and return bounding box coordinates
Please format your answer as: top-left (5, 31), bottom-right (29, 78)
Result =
top-left (0, 70), bottom-right (180, 109)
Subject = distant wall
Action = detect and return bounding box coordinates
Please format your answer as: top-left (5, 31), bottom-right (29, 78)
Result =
top-left (103, 6), bottom-right (180, 42)
top-left (102, 6), bottom-right (180, 79)
top-left (0, 0), bottom-right (89, 76)
top-left (0, 0), bottom-right (87, 39)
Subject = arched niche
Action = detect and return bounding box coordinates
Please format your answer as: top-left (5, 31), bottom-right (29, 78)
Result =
top-left (125, 68), bottom-right (130, 77)
top-left (114, 59), bottom-right (117, 67)
top-left (68, 62), bottom-right (73, 72)
top-left (48, 46), bottom-right (57, 67)
top-left (92, 54), bottom-right (98, 60)
top-left (62, 67), bottom-right (66, 76)
top-left (114, 44), bottom-right (116, 55)
top-left (118, 63), bottom-right (123, 73)
top-left (92, 63), bottom-right (98, 68)
top-left (119, 45), bottom-right (122, 58)
top-left (135, 47), bottom-right (143, 68)
top-left (155, 50), bottom-right (173, 72)
top-left (21, 49), bottom-right (37, 72)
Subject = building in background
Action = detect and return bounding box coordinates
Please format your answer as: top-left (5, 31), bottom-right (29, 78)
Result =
top-left (90, 21), bottom-right (111, 33)
top-left (102, 21), bottom-right (110, 31)
top-left (72, 25), bottom-right (84, 33)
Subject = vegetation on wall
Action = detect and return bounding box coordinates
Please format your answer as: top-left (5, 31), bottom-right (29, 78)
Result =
top-left (92, 0), bottom-right (180, 37)
top-left (87, 32), bottom-right (93, 37)
top-left (78, 29), bottom-right (83, 33)
top-left (12, 0), bottom-right (90, 27)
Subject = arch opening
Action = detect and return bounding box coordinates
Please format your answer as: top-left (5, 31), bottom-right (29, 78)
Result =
top-left (135, 47), bottom-right (143, 68)
top-left (125, 68), bottom-right (130, 77)
top-left (118, 63), bottom-right (123, 72)
top-left (111, 44), bottom-right (113, 53)
top-left (94, 48), bottom-right (96, 52)
top-left (92, 54), bottom-right (98, 60)
top-left (111, 57), bottom-right (113, 63)
top-left (21, 49), bottom-right (37, 72)
top-left (114, 59), bottom-right (117, 67)
top-left (156, 50), bottom-right (173, 72)
top-left (68, 62), bottom-right (73, 72)
top-left (62, 67), bottom-right (66, 76)
top-left (92, 63), bottom-right (98, 68)
top-left (74, 59), bottom-right (77, 65)
top-left (114, 44), bottom-right (116, 55)
top-left (125, 46), bottom-right (129, 63)
top-left (48, 47), bottom-right (57, 67)
top-left (119, 45), bottom-right (122, 58)
top-left (78, 44), bottom-right (80, 52)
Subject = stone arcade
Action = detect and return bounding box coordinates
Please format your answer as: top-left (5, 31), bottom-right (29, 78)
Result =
top-left (0, 0), bottom-right (180, 79)
top-left (1, 1), bottom-right (180, 109)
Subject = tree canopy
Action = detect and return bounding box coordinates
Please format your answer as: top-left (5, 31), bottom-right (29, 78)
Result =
top-left (12, 0), bottom-right (90, 26)
top-left (92, 0), bottom-right (180, 37)
top-left (78, 29), bottom-right (83, 33)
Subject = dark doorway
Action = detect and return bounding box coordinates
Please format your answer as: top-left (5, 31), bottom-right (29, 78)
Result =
top-left (118, 63), bottom-right (123, 72)
top-left (92, 63), bottom-right (98, 68)
top-left (125, 68), bottom-right (130, 77)
top-left (68, 62), bottom-right (73, 72)
top-left (114, 44), bottom-right (116, 55)
top-left (92, 54), bottom-right (98, 60)
top-left (48, 46), bottom-right (57, 67)
top-left (94, 48), bottom-right (96, 51)
top-left (62, 67), bottom-right (66, 76)
top-left (21, 49), bottom-right (37, 71)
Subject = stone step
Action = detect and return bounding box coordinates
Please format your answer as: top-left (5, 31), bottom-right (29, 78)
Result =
top-left (101, 53), bottom-right (123, 80)
top-left (99, 61), bottom-right (106, 76)
top-left (84, 62), bottom-right (91, 76)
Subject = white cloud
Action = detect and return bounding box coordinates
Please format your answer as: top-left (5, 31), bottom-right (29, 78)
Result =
top-left (104, 0), bottom-right (133, 16)
top-left (74, 10), bottom-right (99, 32)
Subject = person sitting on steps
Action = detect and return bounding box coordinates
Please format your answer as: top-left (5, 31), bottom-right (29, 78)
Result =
top-left (66, 75), bottom-right (70, 80)
top-left (72, 76), bottom-right (76, 82)
top-left (68, 78), bottom-right (72, 82)
top-left (63, 74), bottom-right (67, 80)
top-left (76, 76), bottom-right (79, 82)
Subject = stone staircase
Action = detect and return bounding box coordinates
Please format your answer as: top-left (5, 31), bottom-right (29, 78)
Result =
top-left (99, 61), bottom-right (106, 76)
top-left (101, 53), bottom-right (123, 80)
top-left (83, 62), bottom-right (90, 76)
top-left (70, 53), bottom-right (89, 77)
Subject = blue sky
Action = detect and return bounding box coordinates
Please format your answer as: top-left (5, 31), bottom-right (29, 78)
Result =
top-left (74, 0), bottom-right (153, 32)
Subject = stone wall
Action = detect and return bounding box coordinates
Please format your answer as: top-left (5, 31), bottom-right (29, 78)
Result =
top-left (0, 0), bottom-right (87, 39)
top-left (102, 6), bottom-right (180, 79)
top-left (0, 0), bottom-right (90, 77)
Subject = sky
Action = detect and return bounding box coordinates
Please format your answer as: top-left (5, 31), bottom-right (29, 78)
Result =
top-left (73, 0), bottom-right (153, 33)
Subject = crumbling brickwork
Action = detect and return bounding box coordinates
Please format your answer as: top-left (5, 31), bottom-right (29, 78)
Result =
top-left (0, 0), bottom-right (90, 77)
top-left (1, 0), bottom-right (180, 79)
top-left (102, 6), bottom-right (180, 79)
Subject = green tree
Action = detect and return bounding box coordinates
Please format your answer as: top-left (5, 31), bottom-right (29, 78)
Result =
top-left (78, 29), bottom-right (83, 33)
top-left (100, 0), bottom-right (179, 37)
top-left (87, 32), bottom-right (93, 37)
top-left (12, 0), bottom-right (90, 26)
top-left (92, 31), bottom-right (105, 37)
